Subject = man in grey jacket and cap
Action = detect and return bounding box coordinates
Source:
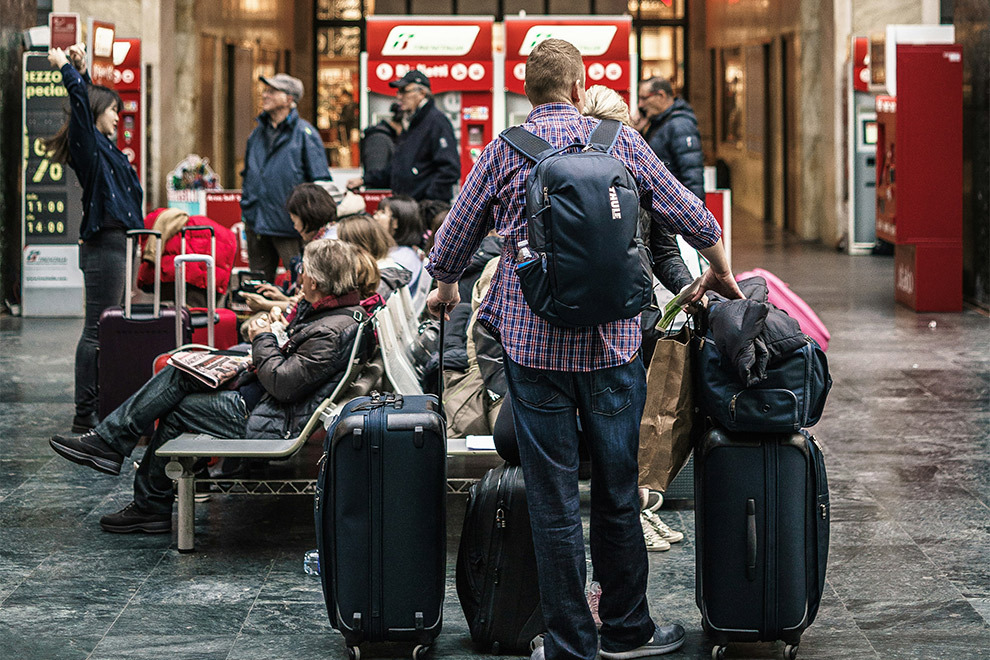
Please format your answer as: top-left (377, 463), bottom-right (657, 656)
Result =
top-left (241, 73), bottom-right (333, 282)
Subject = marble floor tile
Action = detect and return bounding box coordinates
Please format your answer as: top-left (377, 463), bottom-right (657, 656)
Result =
top-left (87, 633), bottom-right (236, 660)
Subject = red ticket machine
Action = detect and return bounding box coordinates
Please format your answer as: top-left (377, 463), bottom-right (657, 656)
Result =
top-left (113, 38), bottom-right (143, 196)
top-left (364, 16), bottom-right (495, 184)
top-left (503, 16), bottom-right (632, 127)
top-left (876, 44), bottom-right (963, 312)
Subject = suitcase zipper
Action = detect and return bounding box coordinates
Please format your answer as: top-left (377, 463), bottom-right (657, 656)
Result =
top-left (480, 468), bottom-right (511, 646)
top-left (369, 406), bottom-right (384, 640)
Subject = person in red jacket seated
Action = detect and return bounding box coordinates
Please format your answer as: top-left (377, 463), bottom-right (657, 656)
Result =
top-left (137, 208), bottom-right (237, 307)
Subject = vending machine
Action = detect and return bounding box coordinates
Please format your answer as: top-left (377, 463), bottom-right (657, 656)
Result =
top-left (362, 16), bottom-right (496, 183)
top-left (874, 35), bottom-right (963, 312)
top-left (846, 35), bottom-right (879, 254)
top-left (503, 16), bottom-right (633, 128)
top-left (113, 38), bottom-right (143, 201)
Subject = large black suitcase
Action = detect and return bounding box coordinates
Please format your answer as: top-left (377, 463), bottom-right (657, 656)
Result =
top-left (98, 229), bottom-right (190, 421)
top-left (316, 392), bottom-right (447, 660)
top-left (456, 462), bottom-right (544, 653)
top-left (695, 427), bottom-right (829, 660)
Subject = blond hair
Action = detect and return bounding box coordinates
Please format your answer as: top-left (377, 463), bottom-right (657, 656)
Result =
top-left (582, 85), bottom-right (631, 125)
top-left (525, 39), bottom-right (584, 106)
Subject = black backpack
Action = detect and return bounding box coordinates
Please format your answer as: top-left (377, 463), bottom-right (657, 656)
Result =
top-left (500, 119), bottom-right (653, 328)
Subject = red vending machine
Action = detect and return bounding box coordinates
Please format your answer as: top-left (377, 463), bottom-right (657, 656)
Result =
top-left (503, 16), bottom-right (632, 127)
top-left (363, 16), bottom-right (495, 184)
top-left (112, 38), bottom-right (143, 200)
top-left (875, 44), bottom-right (963, 312)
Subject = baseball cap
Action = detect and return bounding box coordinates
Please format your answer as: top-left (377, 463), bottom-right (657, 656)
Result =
top-left (389, 70), bottom-right (431, 90)
top-left (260, 73), bottom-right (304, 101)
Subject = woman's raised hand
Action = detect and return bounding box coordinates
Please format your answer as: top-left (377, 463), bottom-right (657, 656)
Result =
top-left (47, 47), bottom-right (69, 70)
top-left (66, 42), bottom-right (87, 73)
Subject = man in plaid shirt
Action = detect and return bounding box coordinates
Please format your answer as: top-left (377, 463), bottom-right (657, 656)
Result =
top-left (427, 39), bottom-right (742, 660)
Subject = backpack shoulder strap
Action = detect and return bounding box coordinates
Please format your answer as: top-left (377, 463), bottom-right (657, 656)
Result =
top-left (588, 119), bottom-right (623, 153)
top-left (499, 126), bottom-right (555, 162)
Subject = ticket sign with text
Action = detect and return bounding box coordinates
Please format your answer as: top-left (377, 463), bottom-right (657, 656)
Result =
top-left (504, 16), bottom-right (632, 98)
top-left (365, 17), bottom-right (494, 94)
top-left (22, 52), bottom-right (83, 246)
top-left (48, 13), bottom-right (80, 50)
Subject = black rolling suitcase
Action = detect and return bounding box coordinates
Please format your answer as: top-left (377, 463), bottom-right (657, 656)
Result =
top-left (316, 391), bottom-right (447, 660)
top-left (98, 229), bottom-right (190, 420)
top-left (695, 427), bottom-right (830, 660)
top-left (456, 462), bottom-right (544, 653)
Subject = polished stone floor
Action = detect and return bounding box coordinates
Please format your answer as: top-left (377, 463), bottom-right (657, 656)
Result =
top-left (1, 231), bottom-right (988, 660)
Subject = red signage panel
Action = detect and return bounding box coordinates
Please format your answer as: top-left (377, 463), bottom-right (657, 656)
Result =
top-left (504, 16), bottom-right (632, 96)
top-left (366, 17), bottom-right (494, 94)
top-left (87, 19), bottom-right (115, 87)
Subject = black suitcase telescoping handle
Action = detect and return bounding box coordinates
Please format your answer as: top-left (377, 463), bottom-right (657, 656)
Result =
top-left (125, 229), bottom-right (162, 319)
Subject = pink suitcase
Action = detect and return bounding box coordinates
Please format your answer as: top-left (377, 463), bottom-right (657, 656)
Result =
top-left (736, 268), bottom-right (831, 351)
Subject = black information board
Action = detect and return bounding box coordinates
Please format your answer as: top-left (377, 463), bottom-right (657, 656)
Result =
top-left (22, 52), bottom-right (83, 246)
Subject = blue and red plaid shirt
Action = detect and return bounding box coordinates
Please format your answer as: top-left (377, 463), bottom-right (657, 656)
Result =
top-left (427, 103), bottom-right (721, 372)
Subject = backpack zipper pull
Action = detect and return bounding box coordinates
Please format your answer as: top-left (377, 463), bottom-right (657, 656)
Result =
top-left (543, 186), bottom-right (549, 205)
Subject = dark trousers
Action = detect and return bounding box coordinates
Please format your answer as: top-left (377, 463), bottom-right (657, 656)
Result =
top-left (75, 229), bottom-right (127, 417)
top-left (96, 366), bottom-right (249, 514)
top-left (504, 355), bottom-right (655, 660)
top-left (245, 225), bottom-right (302, 284)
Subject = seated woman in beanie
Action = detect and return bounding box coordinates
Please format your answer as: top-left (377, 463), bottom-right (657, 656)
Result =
top-left (49, 240), bottom-right (371, 534)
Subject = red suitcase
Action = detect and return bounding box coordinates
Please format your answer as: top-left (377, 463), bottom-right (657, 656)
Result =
top-left (98, 230), bottom-right (191, 421)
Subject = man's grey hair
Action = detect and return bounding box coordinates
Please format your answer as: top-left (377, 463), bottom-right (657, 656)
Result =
top-left (408, 83), bottom-right (432, 98)
top-left (642, 76), bottom-right (674, 97)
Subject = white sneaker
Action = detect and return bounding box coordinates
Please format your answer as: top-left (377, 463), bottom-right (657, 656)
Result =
top-left (640, 511), bottom-right (671, 551)
top-left (643, 510), bottom-right (684, 544)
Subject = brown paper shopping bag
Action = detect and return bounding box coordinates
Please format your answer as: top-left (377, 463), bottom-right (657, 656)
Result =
top-left (638, 325), bottom-right (694, 493)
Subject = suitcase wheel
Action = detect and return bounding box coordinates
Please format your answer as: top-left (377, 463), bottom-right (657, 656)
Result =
top-left (412, 645), bottom-right (431, 660)
top-left (783, 644), bottom-right (799, 660)
top-left (711, 646), bottom-right (726, 660)
top-left (347, 646), bottom-right (360, 660)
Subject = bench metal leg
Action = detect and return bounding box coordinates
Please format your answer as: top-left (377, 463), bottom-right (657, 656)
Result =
top-left (166, 459), bottom-right (196, 553)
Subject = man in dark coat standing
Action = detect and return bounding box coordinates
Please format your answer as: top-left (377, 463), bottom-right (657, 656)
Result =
top-left (636, 76), bottom-right (705, 201)
top-left (241, 74), bottom-right (332, 282)
top-left (348, 71), bottom-right (460, 203)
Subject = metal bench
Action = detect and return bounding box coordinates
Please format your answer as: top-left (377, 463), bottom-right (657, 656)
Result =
top-left (158, 318), bottom-right (378, 551)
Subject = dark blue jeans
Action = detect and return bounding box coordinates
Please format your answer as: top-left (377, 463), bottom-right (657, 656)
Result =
top-left (96, 366), bottom-right (249, 514)
top-left (505, 355), bottom-right (656, 660)
top-left (75, 228), bottom-right (127, 417)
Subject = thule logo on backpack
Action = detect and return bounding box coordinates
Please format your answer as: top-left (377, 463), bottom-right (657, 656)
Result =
top-left (608, 186), bottom-right (622, 220)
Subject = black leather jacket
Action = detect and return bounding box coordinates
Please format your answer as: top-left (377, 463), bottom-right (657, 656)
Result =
top-left (245, 300), bottom-right (365, 439)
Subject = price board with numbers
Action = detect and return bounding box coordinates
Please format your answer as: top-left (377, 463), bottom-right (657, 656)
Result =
top-left (21, 52), bottom-right (85, 317)
top-left (22, 52), bottom-right (83, 247)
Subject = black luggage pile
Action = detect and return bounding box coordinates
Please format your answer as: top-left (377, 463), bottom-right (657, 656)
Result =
top-left (692, 277), bottom-right (832, 660)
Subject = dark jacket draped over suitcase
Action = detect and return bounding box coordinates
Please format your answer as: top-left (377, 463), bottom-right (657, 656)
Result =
top-left (707, 277), bottom-right (807, 387)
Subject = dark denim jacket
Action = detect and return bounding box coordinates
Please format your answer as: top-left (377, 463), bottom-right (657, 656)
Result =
top-left (61, 64), bottom-right (143, 240)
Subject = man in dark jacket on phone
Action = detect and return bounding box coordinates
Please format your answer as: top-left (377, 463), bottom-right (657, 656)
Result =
top-left (636, 76), bottom-right (705, 201)
top-left (348, 70), bottom-right (460, 202)
top-left (48, 240), bottom-right (368, 534)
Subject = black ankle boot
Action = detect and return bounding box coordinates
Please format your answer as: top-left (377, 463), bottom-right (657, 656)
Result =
top-left (71, 412), bottom-right (99, 433)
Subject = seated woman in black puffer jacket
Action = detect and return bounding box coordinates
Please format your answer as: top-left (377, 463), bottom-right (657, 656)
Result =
top-left (49, 239), bottom-right (371, 534)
